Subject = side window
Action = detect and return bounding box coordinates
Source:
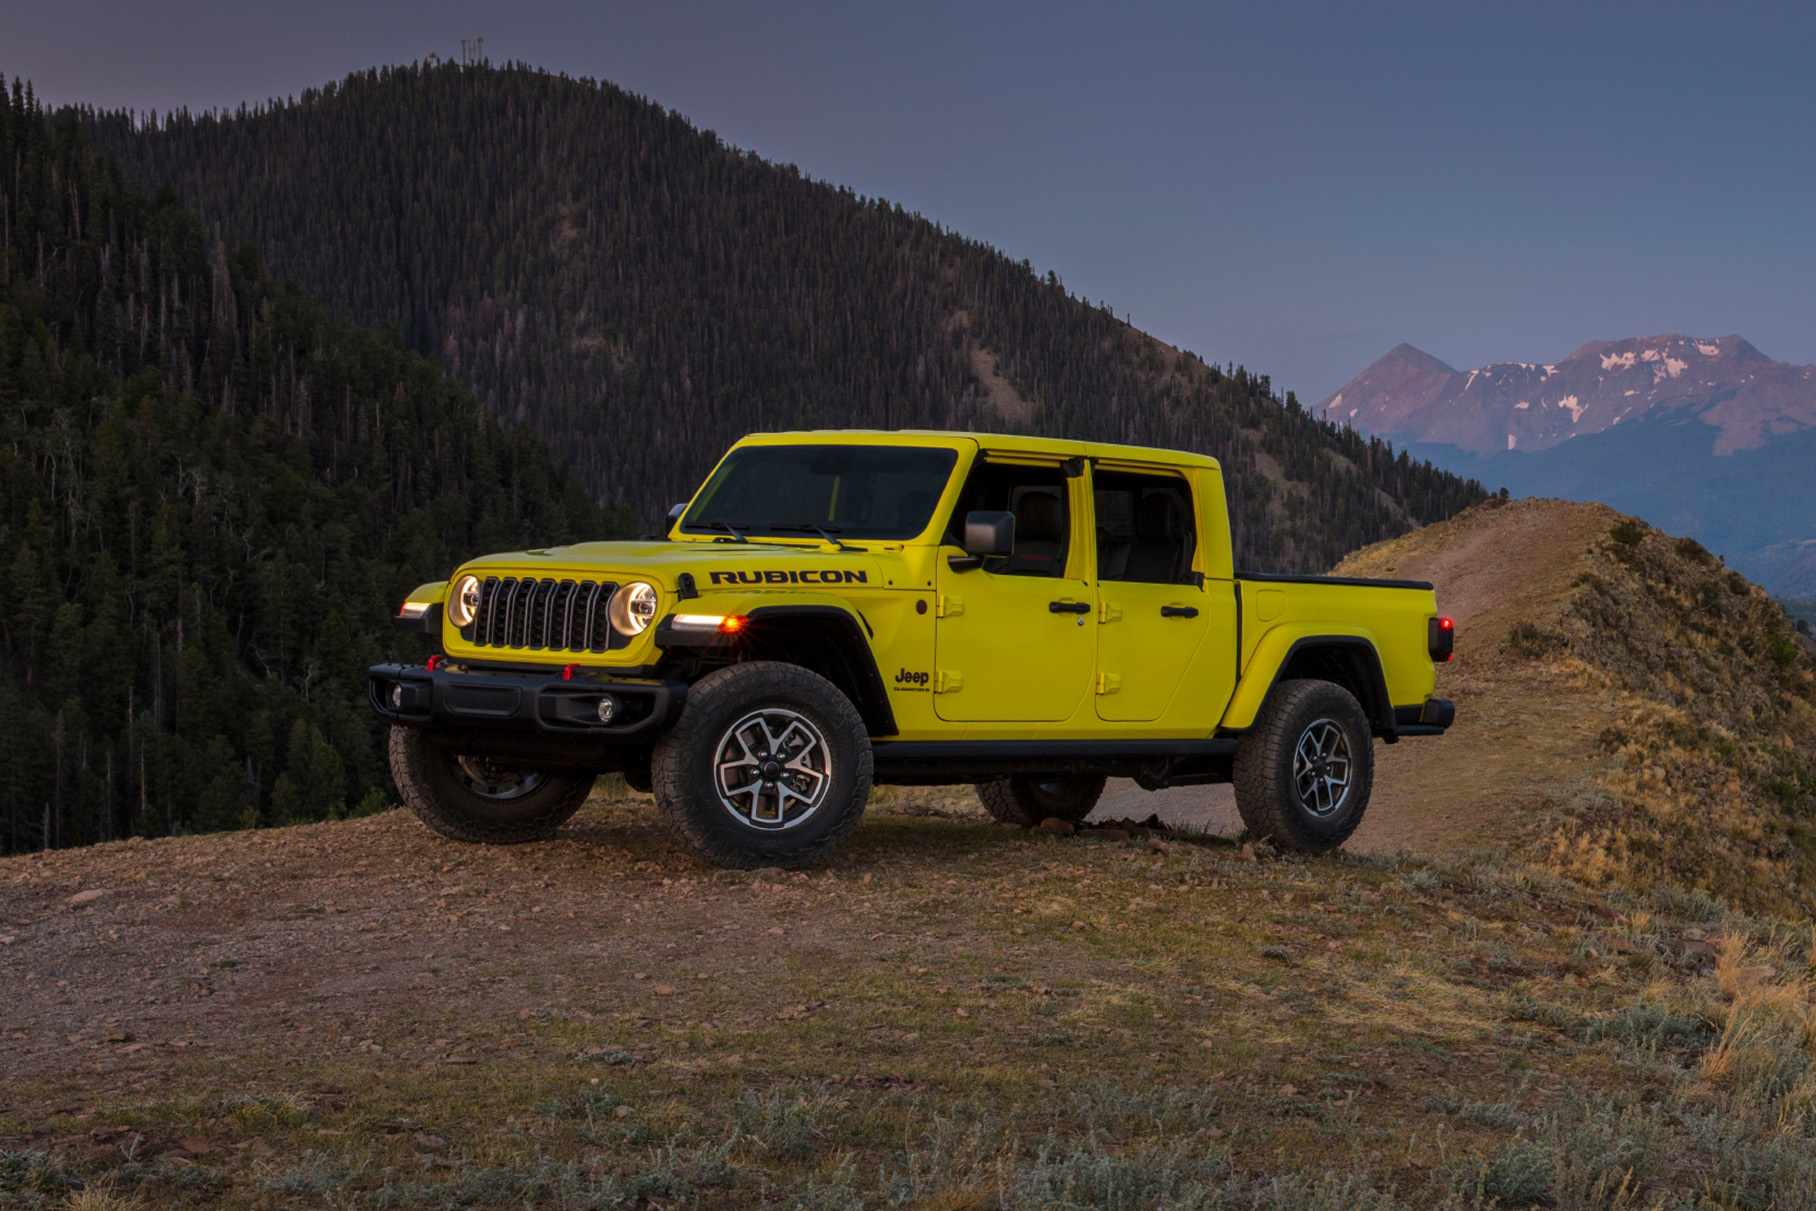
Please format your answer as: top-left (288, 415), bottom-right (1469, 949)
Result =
top-left (943, 460), bottom-right (1070, 578)
top-left (1094, 471), bottom-right (1197, 585)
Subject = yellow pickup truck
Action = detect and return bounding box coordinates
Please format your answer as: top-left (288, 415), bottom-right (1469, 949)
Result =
top-left (371, 430), bottom-right (1454, 867)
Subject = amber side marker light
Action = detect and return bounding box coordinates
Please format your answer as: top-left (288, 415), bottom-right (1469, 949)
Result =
top-left (672, 613), bottom-right (750, 634)
top-left (1429, 616), bottom-right (1455, 662)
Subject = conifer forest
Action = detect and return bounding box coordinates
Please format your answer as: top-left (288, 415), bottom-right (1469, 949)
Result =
top-left (0, 78), bottom-right (628, 854)
top-left (3, 63), bottom-right (1485, 852)
top-left (86, 63), bottom-right (1484, 563)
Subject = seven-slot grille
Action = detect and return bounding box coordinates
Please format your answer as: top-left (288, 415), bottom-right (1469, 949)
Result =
top-left (469, 577), bottom-right (619, 652)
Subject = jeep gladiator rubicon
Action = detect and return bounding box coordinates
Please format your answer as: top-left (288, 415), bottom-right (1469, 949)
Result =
top-left (371, 430), bottom-right (1455, 867)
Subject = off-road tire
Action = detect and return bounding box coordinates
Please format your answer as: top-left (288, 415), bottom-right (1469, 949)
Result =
top-left (652, 661), bottom-right (872, 868)
top-left (388, 725), bottom-right (593, 844)
top-left (1233, 679), bottom-right (1373, 854)
top-left (975, 776), bottom-right (1108, 827)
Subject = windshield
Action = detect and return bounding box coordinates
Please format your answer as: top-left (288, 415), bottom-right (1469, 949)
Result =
top-left (681, 444), bottom-right (959, 541)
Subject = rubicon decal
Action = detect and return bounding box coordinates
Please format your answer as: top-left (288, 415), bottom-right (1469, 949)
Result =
top-left (707, 569), bottom-right (869, 585)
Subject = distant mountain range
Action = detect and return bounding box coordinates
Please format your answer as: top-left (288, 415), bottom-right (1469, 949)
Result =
top-left (1318, 336), bottom-right (1816, 595)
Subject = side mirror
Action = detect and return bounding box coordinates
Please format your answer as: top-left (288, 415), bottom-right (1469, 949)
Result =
top-left (963, 510), bottom-right (1015, 557)
top-left (666, 503), bottom-right (688, 526)
top-left (949, 510), bottom-right (1013, 572)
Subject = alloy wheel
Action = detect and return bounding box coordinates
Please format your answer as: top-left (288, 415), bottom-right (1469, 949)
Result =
top-left (1291, 717), bottom-right (1353, 818)
top-left (712, 707), bottom-right (833, 831)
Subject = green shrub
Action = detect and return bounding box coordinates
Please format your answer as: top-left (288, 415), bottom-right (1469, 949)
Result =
top-left (1610, 519), bottom-right (1647, 547)
top-left (1506, 621), bottom-right (1564, 659)
top-left (1579, 1002), bottom-right (1711, 1048)
top-left (1675, 535), bottom-right (1715, 566)
top-left (1506, 993), bottom-right (1578, 1031)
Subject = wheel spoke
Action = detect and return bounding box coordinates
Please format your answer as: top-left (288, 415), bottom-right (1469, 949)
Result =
top-left (455, 757), bottom-right (546, 801)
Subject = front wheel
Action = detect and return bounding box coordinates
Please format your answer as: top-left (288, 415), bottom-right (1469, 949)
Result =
top-left (388, 726), bottom-right (594, 843)
top-left (652, 662), bottom-right (873, 868)
top-left (1233, 679), bottom-right (1374, 853)
top-left (975, 776), bottom-right (1107, 827)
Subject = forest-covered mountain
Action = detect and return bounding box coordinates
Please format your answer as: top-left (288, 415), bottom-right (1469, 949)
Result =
top-left (0, 77), bottom-right (631, 854)
top-left (83, 62), bottom-right (1486, 573)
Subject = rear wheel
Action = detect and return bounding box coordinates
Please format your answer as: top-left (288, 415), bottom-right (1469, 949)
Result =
top-left (975, 775), bottom-right (1107, 827)
top-left (652, 662), bottom-right (872, 868)
top-left (1233, 679), bottom-right (1373, 853)
top-left (388, 726), bottom-right (593, 843)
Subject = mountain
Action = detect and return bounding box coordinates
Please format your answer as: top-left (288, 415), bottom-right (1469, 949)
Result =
top-left (80, 62), bottom-right (1485, 574)
top-left (1322, 335), bottom-right (1816, 456)
top-left (0, 77), bottom-right (630, 855)
top-left (1318, 336), bottom-right (1816, 594)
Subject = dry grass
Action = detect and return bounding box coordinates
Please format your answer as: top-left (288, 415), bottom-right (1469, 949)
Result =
top-left (61, 1183), bottom-right (147, 1211)
top-left (1343, 497), bottom-right (1816, 918)
top-left (8, 499), bottom-right (1816, 1207)
top-left (7, 804), bottom-right (1816, 1208)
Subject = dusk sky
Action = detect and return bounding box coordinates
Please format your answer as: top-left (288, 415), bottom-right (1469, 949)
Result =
top-left (11, 0), bottom-right (1815, 402)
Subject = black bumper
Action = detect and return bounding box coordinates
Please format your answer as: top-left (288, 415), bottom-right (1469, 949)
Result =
top-left (368, 662), bottom-right (686, 742)
top-left (1391, 698), bottom-right (1456, 737)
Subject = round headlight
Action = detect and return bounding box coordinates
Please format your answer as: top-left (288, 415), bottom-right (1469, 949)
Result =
top-left (609, 582), bottom-right (658, 635)
top-left (447, 574), bottom-right (481, 628)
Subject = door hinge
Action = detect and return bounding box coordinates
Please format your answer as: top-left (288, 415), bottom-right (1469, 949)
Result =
top-left (1098, 600), bottom-right (1122, 623)
top-left (1096, 672), bottom-right (1121, 695)
top-left (935, 595), bottom-right (964, 618)
top-left (935, 670), bottom-right (963, 694)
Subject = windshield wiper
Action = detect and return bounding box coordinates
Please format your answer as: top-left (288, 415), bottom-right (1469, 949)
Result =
top-left (769, 523), bottom-right (857, 551)
top-left (694, 520), bottom-right (749, 544)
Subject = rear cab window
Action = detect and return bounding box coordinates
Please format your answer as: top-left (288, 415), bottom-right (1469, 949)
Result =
top-left (1092, 469), bottom-right (1199, 584)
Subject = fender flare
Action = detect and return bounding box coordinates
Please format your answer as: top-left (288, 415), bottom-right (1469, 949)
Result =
top-left (1221, 631), bottom-right (1394, 735)
top-left (657, 599), bottom-right (897, 737)
top-left (743, 605), bottom-right (897, 737)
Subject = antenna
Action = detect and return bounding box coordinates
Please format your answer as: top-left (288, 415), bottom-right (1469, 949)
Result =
top-left (460, 36), bottom-right (487, 66)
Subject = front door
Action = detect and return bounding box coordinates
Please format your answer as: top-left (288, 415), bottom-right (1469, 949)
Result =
top-left (1092, 467), bottom-right (1210, 722)
top-left (933, 458), bottom-right (1094, 722)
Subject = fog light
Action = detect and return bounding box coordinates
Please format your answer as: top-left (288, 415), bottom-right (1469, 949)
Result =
top-left (389, 683), bottom-right (404, 708)
top-left (596, 696), bottom-right (619, 724)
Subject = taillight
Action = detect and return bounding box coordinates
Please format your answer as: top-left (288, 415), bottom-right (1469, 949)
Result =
top-left (1429, 617), bottom-right (1454, 662)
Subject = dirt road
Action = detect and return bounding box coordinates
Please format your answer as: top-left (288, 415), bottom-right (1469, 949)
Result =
top-left (1095, 499), bottom-right (1620, 853)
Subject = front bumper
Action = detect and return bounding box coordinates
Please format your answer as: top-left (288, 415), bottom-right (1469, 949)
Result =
top-left (368, 662), bottom-right (686, 741)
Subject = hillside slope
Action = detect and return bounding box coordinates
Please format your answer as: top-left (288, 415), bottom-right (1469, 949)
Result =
top-left (82, 62), bottom-right (1484, 572)
top-left (1104, 498), bottom-right (1816, 916)
top-left (0, 80), bottom-right (628, 855)
top-left (1337, 498), bottom-right (1816, 914)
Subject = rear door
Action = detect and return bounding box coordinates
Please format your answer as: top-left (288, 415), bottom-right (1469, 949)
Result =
top-left (1091, 465), bottom-right (1211, 722)
top-left (933, 456), bottom-right (1095, 722)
